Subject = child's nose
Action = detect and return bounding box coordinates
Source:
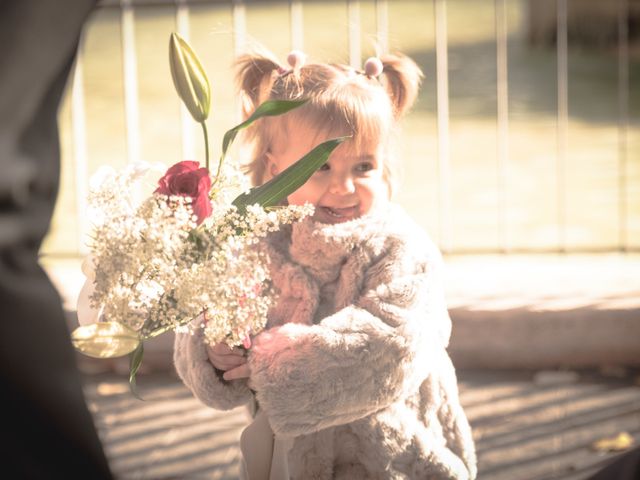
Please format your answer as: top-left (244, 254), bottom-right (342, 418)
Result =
top-left (329, 173), bottom-right (355, 195)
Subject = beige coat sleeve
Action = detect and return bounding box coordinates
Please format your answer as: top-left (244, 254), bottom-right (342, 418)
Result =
top-left (173, 319), bottom-right (254, 410)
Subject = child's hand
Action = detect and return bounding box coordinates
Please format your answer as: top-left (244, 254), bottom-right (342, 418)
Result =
top-left (222, 363), bottom-right (251, 382)
top-left (206, 342), bottom-right (247, 372)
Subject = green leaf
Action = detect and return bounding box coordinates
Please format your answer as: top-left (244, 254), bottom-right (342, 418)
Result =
top-left (221, 99), bottom-right (307, 159)
top-left (232, 136), bottom-right (348, 211)
top-left (169, 32), bottom-right (211, 123)
top-left (71, 322), bottom-right (141, 359)
top-left (129, 342), bottom-right (145, 400)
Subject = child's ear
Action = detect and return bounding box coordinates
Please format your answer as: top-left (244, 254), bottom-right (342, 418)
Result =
top-left (264, 152), bottom-right (280, 179)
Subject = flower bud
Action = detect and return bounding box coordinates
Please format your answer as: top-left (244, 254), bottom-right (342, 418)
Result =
top-left (169, 32), bottom-right (211, 123)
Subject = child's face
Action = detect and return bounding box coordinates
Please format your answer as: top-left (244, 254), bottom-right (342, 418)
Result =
top-left (267, 124), bottom-right (389, 224)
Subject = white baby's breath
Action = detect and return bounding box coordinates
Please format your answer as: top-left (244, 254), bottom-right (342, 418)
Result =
top-left (87, 160), bottom-right (313, 348)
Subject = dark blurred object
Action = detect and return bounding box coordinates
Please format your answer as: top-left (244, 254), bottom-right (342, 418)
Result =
top-left (527, 0), bottom-right (640, 50)
top-left (0, 1), bottom-right (112, 478)
top-left (586, 446), bottom-right (640, 480)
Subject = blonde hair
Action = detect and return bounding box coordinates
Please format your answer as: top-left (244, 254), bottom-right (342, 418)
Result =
top-left (235, 48), bottom-right (423, 196)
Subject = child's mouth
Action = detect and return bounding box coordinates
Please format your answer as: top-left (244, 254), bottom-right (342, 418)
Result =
top-left (318, 205), bottom-right (359, 223)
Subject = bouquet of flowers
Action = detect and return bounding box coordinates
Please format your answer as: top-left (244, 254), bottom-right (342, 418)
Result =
top-left (71, 33), bottom-right (344, 392)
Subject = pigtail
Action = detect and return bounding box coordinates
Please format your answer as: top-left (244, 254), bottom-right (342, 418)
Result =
top-left (235, 52), bottom-right (283, 119)
top-left (379, 53), bottom-right (423, 118)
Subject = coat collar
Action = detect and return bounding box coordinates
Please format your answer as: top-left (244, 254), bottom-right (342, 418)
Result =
top-left (288, 204), bottom-right (393, 284)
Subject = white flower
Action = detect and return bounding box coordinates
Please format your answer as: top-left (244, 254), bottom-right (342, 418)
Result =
top-left (83, 161), bottom-right (313, 348)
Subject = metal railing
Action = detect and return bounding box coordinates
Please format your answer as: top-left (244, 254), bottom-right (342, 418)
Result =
top-left (54, 0), bottom-right (636, 256)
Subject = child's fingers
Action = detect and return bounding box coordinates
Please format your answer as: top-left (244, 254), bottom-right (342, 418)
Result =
top-left (209, 342), bottom-right (246, 357)
top-left (206, 346), bottom-right (246, 369)
top-left (212, 354), bottom-right (247, 371)
top-left (231, 346), bottom-right (247, 356)
top-left (223, 363), bottom-right (251, 381)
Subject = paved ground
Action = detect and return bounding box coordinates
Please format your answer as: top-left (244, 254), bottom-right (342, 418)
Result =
top-left (82, 368), bottom-right (640, 480)
top-left (49, 254), bottom-right (640, 478)
top-left (49, 254), bottom-right (640, 477)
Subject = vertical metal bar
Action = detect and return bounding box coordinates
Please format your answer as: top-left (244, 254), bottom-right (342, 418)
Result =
top-left (290, 0), bottom-right (303, 51)
top-left (618, 0), bottom-right (629, 252)
top-left (71, 48), bottom-right (90, 255)
top-left (175, 0), bottom-right (196, 161)
top-left (434, 0), bottom-right (452, 253)
top-left (556, 0), bottom-right (568, 252)
top-left (348, 0), bottom-right (361, 68)
top-left (232, 0), bottom-right (247, 56)
top-left (121, 0), bottom-right (141, 165)
top-left (375, 0), bottom-right (389, 54)
top-left (496, 0), bottom-right (509, 252)
top-left (232, 0), bottom-right (247, 122)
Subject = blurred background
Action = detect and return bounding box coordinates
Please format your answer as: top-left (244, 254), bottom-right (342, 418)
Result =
top-left (41, 0), bottom-right (640, 256)
top-left (38, 0), bottom-right (640, 478)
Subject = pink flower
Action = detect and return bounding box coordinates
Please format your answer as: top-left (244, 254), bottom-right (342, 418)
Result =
top-left (155, 161), bottom-right (212, 224)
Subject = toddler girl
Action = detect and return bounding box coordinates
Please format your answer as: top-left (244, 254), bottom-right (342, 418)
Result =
top-left (174, 49), bottom-right (477, 480)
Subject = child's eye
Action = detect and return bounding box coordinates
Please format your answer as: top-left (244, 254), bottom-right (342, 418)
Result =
top-left (355, 162), bottom-right (374, 173)
top-left (318, 163), bottom-right (331, 171)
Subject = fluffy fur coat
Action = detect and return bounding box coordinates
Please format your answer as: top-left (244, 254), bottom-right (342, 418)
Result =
top-left (174, 204), bottom-right (477, 479)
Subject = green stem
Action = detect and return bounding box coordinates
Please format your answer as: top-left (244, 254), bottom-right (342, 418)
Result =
top-left (201, 121), bottom-right (210, 171)
top-left (144, 308), bottom-right (204, 340)
top-left (211, 150), bottom-right (225, 190)
top-left (145, 323), bottom-right (177, 339)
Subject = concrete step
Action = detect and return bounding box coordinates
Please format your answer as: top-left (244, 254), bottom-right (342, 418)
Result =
top-left (43, 254), bottom-right (640, 371)
top-left (444, 254), bottom-right (640, 369)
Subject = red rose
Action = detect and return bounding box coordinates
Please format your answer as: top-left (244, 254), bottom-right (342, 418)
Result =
top-left (155, 161), bottom-right (212, 224)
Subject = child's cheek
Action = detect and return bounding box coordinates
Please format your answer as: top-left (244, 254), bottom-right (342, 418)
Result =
top-left (287, 184), bottom-right (320, 207)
